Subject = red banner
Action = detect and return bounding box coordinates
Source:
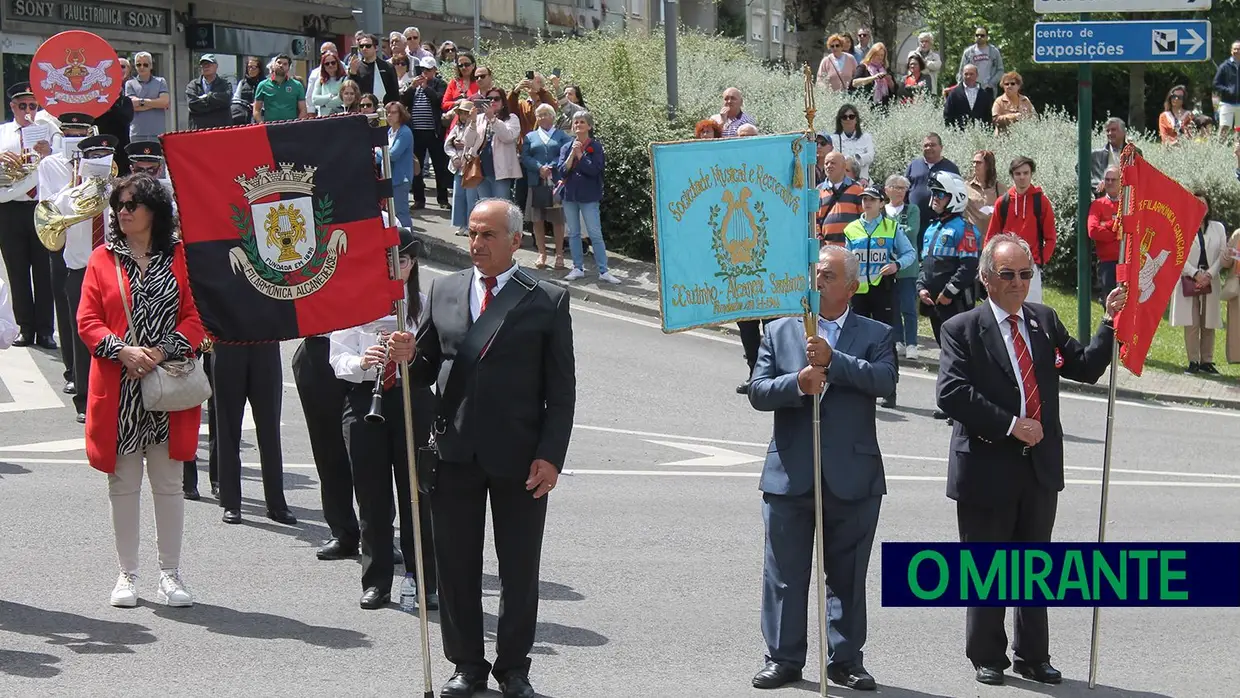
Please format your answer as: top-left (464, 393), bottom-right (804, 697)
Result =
top-left (32, 31), bottom-right (123, 118)
top-left (1114, 154), bottom-right (1205, 376)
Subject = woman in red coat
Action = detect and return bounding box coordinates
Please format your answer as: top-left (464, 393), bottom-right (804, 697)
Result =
top-left (77, 173), bottom-right (206, 609)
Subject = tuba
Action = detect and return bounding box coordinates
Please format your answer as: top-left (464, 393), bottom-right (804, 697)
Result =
top-left (35, 156), bottom-right (108, 252)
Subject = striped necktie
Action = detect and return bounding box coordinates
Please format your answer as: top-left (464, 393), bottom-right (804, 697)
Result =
top-left (1006, 315), bottom-right (1042, 421)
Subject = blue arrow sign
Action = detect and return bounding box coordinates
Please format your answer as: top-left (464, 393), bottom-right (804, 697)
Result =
top-left (1033, 20), bottom-right (1211, 64)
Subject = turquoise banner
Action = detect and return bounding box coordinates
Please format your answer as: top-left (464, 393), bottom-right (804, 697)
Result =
top-left (650, 133), bottom-right (818, 333)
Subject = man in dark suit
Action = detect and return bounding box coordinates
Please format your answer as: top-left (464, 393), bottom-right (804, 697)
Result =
top-left (748, 245), bottom-right (897, 692)
top-left (1088, 117), bottom-right (1141, 192)
top-left (943, 64), bottom-right (994, 129)
top-left (389, 197), bottom-right (575, 698)
top-left (936, 233), bottom-right (1127, 687)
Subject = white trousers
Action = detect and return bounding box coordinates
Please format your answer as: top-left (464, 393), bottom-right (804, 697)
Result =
top-left (1027, 265), bottom-right (1044, 304)
top-left (1218, 103), bottom-right (1239, 133)
top-left (108, 441), bottom-right (184, 574)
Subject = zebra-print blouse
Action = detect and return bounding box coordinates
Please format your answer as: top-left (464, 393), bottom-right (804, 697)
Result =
top-left (94, 237), bottom-right (192, 457)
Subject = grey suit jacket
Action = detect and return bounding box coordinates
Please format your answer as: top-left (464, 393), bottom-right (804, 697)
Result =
top-left (748, 314), bottom-right (897, 501)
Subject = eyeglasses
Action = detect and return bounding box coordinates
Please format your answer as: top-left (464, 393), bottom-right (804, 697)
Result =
top-left (358, 43), bottom-right (374, 49)
top-left (975, 33), bottom-right (987, 38)
top-left (13, 103), bottom-right (36, 111)
top-left (324, 61), bottom-right (339, 67)
top-left (360, 102), bottom-right (376, 108)
top-left (114, 200), bottom-right (142, 213)
top-left (476, 72), bottom-right (490, 78)
top-left (931, 191), bottom-right (949, 200)
top-left (1003, 81), bottom-right (1019, 87)
top-left (828, 43), bottom-right (841, 48)
top-left (136, 62), bottom-right (151, 67)
top-left (1171, 93), bottom-right (1184, 99)
top-left (399, 256), bottom-right (414, 268)
top-left (997, 269), bottom-right (1035, 281)
top-left (458, 62), bottom-right (474, 68)
top-left (842, 114), bottom-right (857, 120)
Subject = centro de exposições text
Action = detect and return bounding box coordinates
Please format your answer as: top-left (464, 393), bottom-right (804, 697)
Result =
top-left (1036, 43), bottom-right (1125, 59)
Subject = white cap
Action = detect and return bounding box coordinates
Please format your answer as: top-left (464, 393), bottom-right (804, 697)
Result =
top-left (419, 56), bottom-right (438, 70)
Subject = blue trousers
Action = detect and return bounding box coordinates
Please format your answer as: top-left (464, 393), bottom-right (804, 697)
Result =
top-left (891, 277), bottom-right (919, 347)
top-left (563, 200), bottom-right (609, 274)
top-left (393, 180), bottom-right (412, 228)
top-left (761, 489), bottom-right (881, 671)
top-left (476, 176), bottom-right (514, 202)
top-left (452, 173), bottom-right (480, 228)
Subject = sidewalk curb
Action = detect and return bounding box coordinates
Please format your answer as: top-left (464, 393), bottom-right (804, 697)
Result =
top-left (419, 233), bottom-right (1240, 412)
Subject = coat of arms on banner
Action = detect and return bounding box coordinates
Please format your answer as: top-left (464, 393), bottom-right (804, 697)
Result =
top-left (229, 163), bottom-right (348, 300)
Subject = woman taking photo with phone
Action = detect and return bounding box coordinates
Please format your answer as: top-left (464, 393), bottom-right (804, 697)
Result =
top-left (462, 87), bottom-right (521, 202)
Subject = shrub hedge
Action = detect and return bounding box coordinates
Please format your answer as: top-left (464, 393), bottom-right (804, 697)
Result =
top-left (481, 30), bottom-right (1239, 288)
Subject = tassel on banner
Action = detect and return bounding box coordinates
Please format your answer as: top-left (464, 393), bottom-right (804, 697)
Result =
top-left (791, 138), bottom-right (804, 190)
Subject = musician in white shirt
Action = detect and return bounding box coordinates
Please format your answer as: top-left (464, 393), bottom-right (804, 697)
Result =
top-left (0, 277), bottom-right (17, 349)
top-left (0, 82), bottom-right (56, 348)
top-left (38, 117), bottom-right (114, 417)
top-left (329, 228), bottom-right (437, 610)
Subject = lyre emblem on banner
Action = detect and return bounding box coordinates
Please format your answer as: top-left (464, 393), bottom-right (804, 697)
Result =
top-left (228, 163), bottom-right (348, 301)
top-left (709, 186), bottom-right (768, 281)
top-left (1136, 226), bottom-right (1169, 304)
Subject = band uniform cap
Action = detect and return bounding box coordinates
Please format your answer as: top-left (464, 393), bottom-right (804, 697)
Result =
top-left (126, 140), bottom-right (164, 160)
top-left (397, 227), bottom-right (423, 258)
top-left (199, 54), bottom-right (218, 64)
top-left (419, 56), bottom-right (438, 71)
top-left (7, 82), bottom-right (33, 100)
top-left (860, 184), bottom-right (885, 200)
top-left (60, 112), bottom-right (95, 127)
top-left (78, 133), bottom-right (119, 153)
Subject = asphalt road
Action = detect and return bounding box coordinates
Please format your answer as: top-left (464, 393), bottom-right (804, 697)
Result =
top-left (1, 260), bottom-right (1237, 698)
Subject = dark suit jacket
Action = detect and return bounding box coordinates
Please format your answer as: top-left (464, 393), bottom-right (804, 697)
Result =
top-left (936, 302), bottom-right (1113, 504)
top-left (749, 314), bottom-right (896, 501)
top-left (94, 95), bottom-right (134, 175)
top-left (1089, 144), bottom-right (1142, 191)
top-left (354, 58), bottom-right (400, 104)
top-left (411, 267), bottom-right (576, 478)
top-left (943, 84), bottom-right (994, 129)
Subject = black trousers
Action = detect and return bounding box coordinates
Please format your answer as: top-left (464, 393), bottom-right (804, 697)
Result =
top-left (213, 343), bottom-right (287, 511)
top-left (956, 467), bottom-right (1058, 669)
top-left (412, 129), bottom-right (451, 206)
top-left (0, 201), bottom-right (52, 337)
top-left (64, 267), bottom-right (90, 413)
top-left (851, 279), bottom-right (899, 396)
top-left (739, 319), bottom-right (771, 374)
top-left (432, 458), bottom-right (548, 681)
top-left (342, 383), bottom-right (436, 594)
top-left (50, 253), bottom-right (72, 379)
top-left (184, 353), bottom-right (217, 490)
top-left (292, 337), bottom-right (359, 545)
top-left (925, 295), bottom-right (970, 345)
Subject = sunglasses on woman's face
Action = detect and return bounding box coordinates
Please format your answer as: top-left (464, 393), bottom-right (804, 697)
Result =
top-left (1003, 81), bottom-right (1019, 87)
top-left (361, 102), bottom-right (376, 109)
top-left (325, 61), bottom-right (338, 67)
top-left (458, 62), bottom-right (473, 68)
top-left (842, 114), bottom-right (857, 120)
top-left (997, 269), bottom-right (1035, 281)
top-left (114, 200), bottom-right (142, 213)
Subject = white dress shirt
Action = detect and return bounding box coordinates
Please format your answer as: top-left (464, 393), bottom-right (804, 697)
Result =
top-left (470, 263), bottom-right (519, 322)
top-left (0, 277), bottom-right (18, 349)
top-left (989, 299), bottom-right (1033, 435)
top-left (329, 291), bottom-right (426, 383)
top-left (965, 85), bottom-right (979, 110)
top-left (0, 121), bottom-right (36, 201)
top-left (38, 152), bottom-right (99, 270)
top-left (796, 308), bottom-right (850, 399)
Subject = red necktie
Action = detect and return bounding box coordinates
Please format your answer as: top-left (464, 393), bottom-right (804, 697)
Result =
top-left (91, 214), bottom-right (105, 249)
top-left (1007, 315), bottom-right (1042, 422)
top-left (479, 275), bottom-right (497, 315)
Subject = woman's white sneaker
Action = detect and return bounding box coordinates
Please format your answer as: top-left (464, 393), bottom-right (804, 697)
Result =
top-left (564, 268), bottom-right (585, 281)
top-left (598, 272), bottom-right (621, 285)
top-left (157, 570), bottom-right (193, 607)
top-left (110, 571), bottom-right (138, 608)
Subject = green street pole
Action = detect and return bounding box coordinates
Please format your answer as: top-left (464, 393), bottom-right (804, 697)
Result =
top-left (1076, 11), bottom-right (1092, 340)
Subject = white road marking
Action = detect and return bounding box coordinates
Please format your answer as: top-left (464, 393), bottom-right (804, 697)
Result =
top-left (559, 469), bottom-right (1240, 488)
top-left (0, 347), bottom-right (64, 413)
top-left (644, 439), bottom-right (762, 467)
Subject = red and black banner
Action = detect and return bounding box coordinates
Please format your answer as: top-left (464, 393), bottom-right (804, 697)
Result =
top-left (162, 115), bottom-right (402, 343)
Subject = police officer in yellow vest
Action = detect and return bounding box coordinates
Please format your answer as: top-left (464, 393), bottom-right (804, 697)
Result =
top-left (843, 184), bottom-right (916, 407)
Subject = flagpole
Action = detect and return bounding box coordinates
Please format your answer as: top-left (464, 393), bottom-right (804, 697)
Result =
top-left (800, 64), bottom-right (827, 698)
top-left (380, 131), bottom-right (436, 698)
top-left (1088, 155), bottom-right (1131, 689)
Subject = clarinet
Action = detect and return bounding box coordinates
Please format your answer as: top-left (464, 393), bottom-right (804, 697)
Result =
top-left (364, 331), bottom-right (388, 424)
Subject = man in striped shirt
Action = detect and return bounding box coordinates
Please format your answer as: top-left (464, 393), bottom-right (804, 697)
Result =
top-left (710, 87), bottom-right (756, 137)
top-left (816, 151), bottom-right (864, 245)
top-left (403, 56), bottom-right (450, 209)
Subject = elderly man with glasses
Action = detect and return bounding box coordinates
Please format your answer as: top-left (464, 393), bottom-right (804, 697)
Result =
top-left (404, 27), bottom-right (432, 60)
top-left (124, 52), bottom-right (170, 141)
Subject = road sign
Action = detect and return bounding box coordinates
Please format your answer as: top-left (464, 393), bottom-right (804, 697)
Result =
top-left (1033, 20), bottom-right (1211, 64)
top-left (1035, 0), bottom-right (1211, 12)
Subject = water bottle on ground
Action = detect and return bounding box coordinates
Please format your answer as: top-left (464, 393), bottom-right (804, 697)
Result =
top-left (400, 572), bottom-right (418, 612)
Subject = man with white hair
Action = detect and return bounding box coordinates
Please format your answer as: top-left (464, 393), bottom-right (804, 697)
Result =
top-left (748, 243), bottom-right (895, 692)
top-left (1088, 117), bottom-right (1140, 191)
top-left (404, 27), bottom-right (432, 60)
top-left (908, 32), bottom-right (943, 91)
top-left (937, 233), bottom-right (1125, 687)
top-left (387, 197), bottom-right (575, 698)
top-left (124, 52), bottom-right (170, 141)
top-left (710, 87), bottom-right (756, 137)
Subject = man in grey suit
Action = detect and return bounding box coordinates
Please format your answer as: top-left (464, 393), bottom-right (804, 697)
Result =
top-left (748, 245), bottom-right (897, 692)
top-left (1088, 117), bottom-right (1140, 192)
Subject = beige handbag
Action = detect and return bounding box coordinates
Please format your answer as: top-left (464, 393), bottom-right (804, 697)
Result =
top-left (114, 254), bottom-right (212, 413)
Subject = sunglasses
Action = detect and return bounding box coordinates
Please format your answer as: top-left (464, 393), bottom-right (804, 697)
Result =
top-left (997, 269), bottom-right (1035, 281)
top-left (13, 103), bottom-right (36, 111)
top-left (476, 72), bottom-right (490, 78)
top-left (842, 114), bottom-right (857, 120)
top-left (931, 191), bottom-right (950, 200)
top-left (458, 62), bottom-right (474, 68)
top-left (358, 43), bottom-right (374, 49)
top-left (324, 61), bottom-right (339, 67)
top-left (361, 102), bottom-right (376, 108)
top-left (114, 200), bottom-right (142, 213)
top-left (1003, 81), bottom-right (1019, 87)
top-left (829, 43), bottom-right (841, 48)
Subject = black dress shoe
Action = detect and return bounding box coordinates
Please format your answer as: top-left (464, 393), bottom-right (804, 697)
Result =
top-left (440, 672), bottom-right (488, 697)
top-left (828, 664), bottom-right (876, 690)
top-left (1013, 659), bottom-right (1062, 684)
top-left (63, 381), bottom-right (76, 395)
top-left (359, 587), bottom-right (390, 609)
top-left (752, 660), bottom-right (802, 689)
top-left (183, 487), bottom-right (201, 501)
top-left (736, 379), bottom-right (751, 394)
top-left (393, 544), bottom-right (404, 565)
top-left (425, 591), bottom-right (439, 610)
top-left (75, 412), bottom-right (86, 424)
top-left (267, 508), bottom-right (298, 525)
top-left (881, 394), bottom-right (897, 408)
top-left (975, 666), bottom-right (1005, 685)
top-left (500, 673), bottom-right (535, 698)
top-left (932, 409), bottom-right (949, 420)
top-left (35, 335), bottom-right (57, 350)
top-left (11, 334), bottom-right (33, 347)
top-left (222, 509), bottom-right (242, 524)
top-left (317, 538), bottom-right (359, 560)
